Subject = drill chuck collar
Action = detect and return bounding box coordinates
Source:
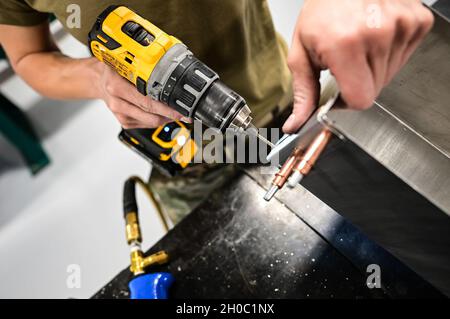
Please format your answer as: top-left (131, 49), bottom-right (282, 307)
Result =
top-left (149, 43), bottom-right (253, 132)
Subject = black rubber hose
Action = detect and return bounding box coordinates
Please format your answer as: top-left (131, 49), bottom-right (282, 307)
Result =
top-left (123, 178), bottom-right (138, 218)
top-left (123, 176), bottom-right (170, 232)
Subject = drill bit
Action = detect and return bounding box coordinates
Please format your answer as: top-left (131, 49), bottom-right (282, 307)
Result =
top-left (257, 133), bottom-right (275, 148)
top-left (246, 124), bottom-right (275, 148)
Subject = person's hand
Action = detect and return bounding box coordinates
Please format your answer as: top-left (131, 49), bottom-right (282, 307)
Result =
top-left (97, 62), bottom-right (187, 129)
top-left (283, 0), bottom-right (434, 133)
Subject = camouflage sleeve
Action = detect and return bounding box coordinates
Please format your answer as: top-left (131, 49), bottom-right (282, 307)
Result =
top-left (0, 0), bottom-right (48, 26)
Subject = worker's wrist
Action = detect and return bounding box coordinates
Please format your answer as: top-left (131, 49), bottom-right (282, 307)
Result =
top-left (84, 58), bottom-right (105, 100)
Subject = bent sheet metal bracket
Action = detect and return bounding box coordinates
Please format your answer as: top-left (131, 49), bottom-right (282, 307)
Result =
top-left (267, 77), bottom-right (345, 166)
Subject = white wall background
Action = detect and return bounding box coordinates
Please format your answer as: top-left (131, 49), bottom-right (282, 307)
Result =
top-left (0, 1), bottom-right (304, 298)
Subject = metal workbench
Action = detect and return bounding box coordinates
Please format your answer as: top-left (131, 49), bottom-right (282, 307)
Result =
top-left (93, 157), bottom-right (445, 298)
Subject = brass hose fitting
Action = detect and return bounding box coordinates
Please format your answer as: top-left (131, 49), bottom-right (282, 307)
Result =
top-left (130, 248), bottom-right (169, 276)
top-left (123, 177), bottom-right (170, 276)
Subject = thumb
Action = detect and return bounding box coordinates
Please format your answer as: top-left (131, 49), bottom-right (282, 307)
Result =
top-left (283, 42), bottom-right (321, 134)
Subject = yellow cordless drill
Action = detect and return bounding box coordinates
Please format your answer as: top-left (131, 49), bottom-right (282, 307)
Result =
top-left (88, 5), bottom-right (256, 133)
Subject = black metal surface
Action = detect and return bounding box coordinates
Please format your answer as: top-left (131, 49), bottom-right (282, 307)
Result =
top-left (94, 175), bottom-right (383, 298)
top-left (433, 0), bottom-right (450, 20)
top-left (93, 138), bottom-right (445, 298)
top-left (299, 138), bottom-right (450, 296)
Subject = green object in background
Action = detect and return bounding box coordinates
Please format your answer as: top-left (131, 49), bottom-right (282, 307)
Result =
top-left (0, 93), bottom-right (50, 175)
top-left (0, 47), bottom-right (6, 60)
top-left (0, 14), bottom-right (57, 174)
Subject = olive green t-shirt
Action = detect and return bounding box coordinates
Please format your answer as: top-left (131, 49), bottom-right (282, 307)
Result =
top-left (0, 0), bottom-right (292, 126)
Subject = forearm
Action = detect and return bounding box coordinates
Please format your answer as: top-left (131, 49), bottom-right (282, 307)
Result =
top-left (14, 52), bottom-right (102, 100)
top-left (0, 22), bottom-right (183, 129)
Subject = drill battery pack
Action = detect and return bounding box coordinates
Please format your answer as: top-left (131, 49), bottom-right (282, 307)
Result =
top-left (119, 121), bottom-right (198, 176)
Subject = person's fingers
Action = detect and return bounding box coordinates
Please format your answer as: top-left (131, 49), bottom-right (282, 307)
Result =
top-left (384, 6), bottom-right (421, 84)
top-left (104, 68), bottom-right (185, 121)
top-left (121, 99), bottom-right (174, 127)
top-left (144, 99), bottom-right (188, 122)
top-left (328, 41), bottom-right (376, 110)
top-left (283, 40), bottom-right (321, 134)
top-left (399, 5), bottom-right (434, 68)
top-left (365, 20), bottom-right (395, 94)
top-left (367, 48), bottom-right (390, 96)
top-left (109, 98), bottom-right (173, 128)
top-left (116, 113), bottom-right (157, 129)
top-left (115, 114), bottom-right (138, 129)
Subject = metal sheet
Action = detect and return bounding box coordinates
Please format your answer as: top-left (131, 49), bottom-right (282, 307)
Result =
top-left (325, 11), bottom-right (450, 215)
